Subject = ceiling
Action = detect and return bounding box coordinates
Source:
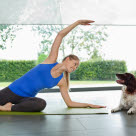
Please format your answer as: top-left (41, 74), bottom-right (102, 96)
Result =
top-left (0, 0), bottom-right (136, 25)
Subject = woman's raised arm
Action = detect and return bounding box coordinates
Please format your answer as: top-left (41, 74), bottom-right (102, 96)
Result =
top-left (47, 20), bottom-right (95, 63)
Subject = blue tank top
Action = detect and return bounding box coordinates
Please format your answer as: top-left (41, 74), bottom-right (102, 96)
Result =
top-left (8, 62), bottom-right (63, 97)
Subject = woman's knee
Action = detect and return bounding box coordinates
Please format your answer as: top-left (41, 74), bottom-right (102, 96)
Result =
top-left (35, 98), bottom-right (47, 111)
top-left (39, 99), bottom-right (47, 111)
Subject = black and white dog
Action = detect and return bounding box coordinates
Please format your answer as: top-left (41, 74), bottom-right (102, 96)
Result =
top-left (111, 73), bottom-right (136, 115)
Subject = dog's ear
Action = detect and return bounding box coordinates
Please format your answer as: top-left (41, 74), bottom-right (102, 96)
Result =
top-left (127, 86), bottom-right (135, 93)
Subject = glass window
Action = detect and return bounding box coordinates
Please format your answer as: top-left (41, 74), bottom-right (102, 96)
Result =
top-left (0, 25), bottom-right (136, 89)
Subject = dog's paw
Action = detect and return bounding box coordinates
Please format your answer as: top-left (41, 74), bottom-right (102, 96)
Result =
top-left (127, 108), bottom-right (135, 115)
top-left (111, 108), bottom-right (119, 113)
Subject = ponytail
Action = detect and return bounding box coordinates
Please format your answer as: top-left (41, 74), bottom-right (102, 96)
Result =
top-left (64, 71), bottom-right (70, 91)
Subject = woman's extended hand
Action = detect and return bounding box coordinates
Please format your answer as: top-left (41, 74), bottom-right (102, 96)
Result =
top-left (88, 104), bottom-right (106, 108)
top-left (77, 20), bottom-right (95, 25)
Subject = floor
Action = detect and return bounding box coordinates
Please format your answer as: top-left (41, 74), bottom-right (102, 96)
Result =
top-left (1, 90), bottom-right (136, 136)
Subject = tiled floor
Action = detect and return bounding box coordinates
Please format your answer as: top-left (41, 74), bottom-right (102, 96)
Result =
top-left (1, 90), bottom-right (136, 136)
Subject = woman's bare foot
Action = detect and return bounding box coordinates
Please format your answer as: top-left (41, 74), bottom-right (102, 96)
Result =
top-left (0, 102), bottom-right (12, 111)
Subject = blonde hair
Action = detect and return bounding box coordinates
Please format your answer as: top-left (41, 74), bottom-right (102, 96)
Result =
top-left (62, 54), bottom-right (80, 91)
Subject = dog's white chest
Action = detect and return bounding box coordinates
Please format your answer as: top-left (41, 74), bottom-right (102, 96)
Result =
top-left (121, 93), bottom-right (136, 109)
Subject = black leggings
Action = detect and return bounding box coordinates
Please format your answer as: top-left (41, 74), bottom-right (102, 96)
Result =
top-left (0, 87), bottom-right (46, 112)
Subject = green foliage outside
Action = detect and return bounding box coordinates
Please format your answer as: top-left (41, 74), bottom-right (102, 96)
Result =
top-left (0, 60), bottom-right (127, 82)
top-left (0, 24), bottom-right (108, 63)
top-left (0, 60), bottom-right (36, 81)
top-left (0, 25), bottom-right (22, 50)
top-left (36, 53), bottom-right (48, 65)
top-left (32, 25), bottom-right (108, 61)
top-left (70, 60), bottom-right (127, 80)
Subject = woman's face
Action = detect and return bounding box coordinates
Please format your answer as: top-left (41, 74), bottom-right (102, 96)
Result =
top-left (65, 57), bottom-right (80, 73)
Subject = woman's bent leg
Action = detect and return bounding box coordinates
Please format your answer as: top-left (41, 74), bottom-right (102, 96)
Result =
top-left (0, 87), bottom-right (46, 112)
top-left (0, 87), bottom-right (25, 111)
top-left (0, 87), bottom-right (24, 105)
top-left (11, 97), bottom-right (47, 112)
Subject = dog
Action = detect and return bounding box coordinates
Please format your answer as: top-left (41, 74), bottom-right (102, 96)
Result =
top-left (111, 73), bottom-right (136, 115)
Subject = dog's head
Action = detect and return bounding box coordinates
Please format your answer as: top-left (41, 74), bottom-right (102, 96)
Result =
top-left (116, 73), bottom-right (136, 94)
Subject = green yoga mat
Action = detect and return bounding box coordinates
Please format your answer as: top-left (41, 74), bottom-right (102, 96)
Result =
top-left (0, 106), bottom-right (108, 115)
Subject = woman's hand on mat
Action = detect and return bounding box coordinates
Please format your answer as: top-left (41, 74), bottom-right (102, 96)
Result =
top-left (88, 104), bottom-right (106, 108)
top-left (77, 20), bottom-right (95, 25)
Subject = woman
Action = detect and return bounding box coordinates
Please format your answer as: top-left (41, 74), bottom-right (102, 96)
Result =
top-left (0, 20), bottom-right (106, 112)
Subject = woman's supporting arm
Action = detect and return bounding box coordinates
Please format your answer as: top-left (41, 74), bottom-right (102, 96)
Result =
top-left (59, 83), bottom-right (106, 108)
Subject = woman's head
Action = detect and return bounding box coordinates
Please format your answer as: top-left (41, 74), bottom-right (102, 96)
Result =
top-left (62, 54), bottom-right (80, 73)
top-left (62, 54), bottom-right (80, 91)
